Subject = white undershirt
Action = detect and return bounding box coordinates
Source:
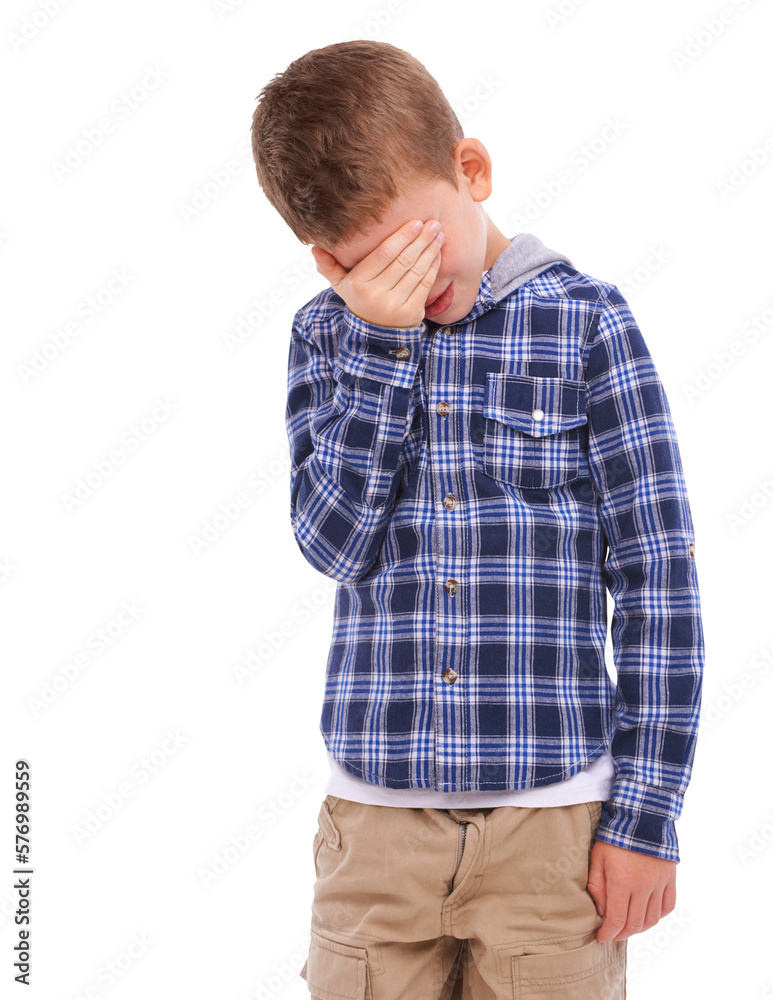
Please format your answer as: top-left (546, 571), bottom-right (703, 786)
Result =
top-left (324, 747), bottom-right (616, 808)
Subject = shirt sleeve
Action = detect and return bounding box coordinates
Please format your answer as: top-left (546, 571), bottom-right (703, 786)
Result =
top-left (584, 284), bottom-right (705, 863)
top-left (286, 301), bottom-right (426, 582)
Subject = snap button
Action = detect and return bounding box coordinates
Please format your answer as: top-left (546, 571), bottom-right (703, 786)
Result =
top-left (394, 347), bottom-right (411, 360)
top-left (531, 408), bottom-right (545, 421)
top-left (442, 668), bottom-right (458, 684)
top-left (444, 579), bottom-right (459, 595)
top-left (443, 495), bottom-right (458, 510)
top-left (436, 401), bottom-right (451, 415)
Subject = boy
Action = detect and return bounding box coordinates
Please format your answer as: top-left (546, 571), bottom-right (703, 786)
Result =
top-left (251, 40), bottom-right (704, 1000)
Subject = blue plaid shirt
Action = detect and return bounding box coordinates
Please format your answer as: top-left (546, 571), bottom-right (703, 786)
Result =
top-left (285, 233), bottom-right (704, 862)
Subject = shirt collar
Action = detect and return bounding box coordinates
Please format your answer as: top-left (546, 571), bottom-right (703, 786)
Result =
top-left (448, 233), bottom-right (574, 326)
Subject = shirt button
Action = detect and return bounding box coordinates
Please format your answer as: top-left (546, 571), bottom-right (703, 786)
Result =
top-left (443, 326), bottom-right (455, 336)
top-left (531, 408), bottom-right (545, 421)
top-left (689, 542), bottom-right (695, 558)
top-left (436, 401), bottom-right (451, 416)
top-left (442, 668), bottom-right (458, 684)
top-left (394, 347), bottom-right (411, 360)
top-left (445, 578), bottom-right (459, 595)
top-left (443, 494), bottom-right (458, 510)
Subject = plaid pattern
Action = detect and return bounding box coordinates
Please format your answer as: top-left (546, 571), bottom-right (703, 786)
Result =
top-left (285, 246), bottom-right (704, 862)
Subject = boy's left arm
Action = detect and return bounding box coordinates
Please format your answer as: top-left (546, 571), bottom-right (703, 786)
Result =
top-left (581, 284), bottom-right (705, 941)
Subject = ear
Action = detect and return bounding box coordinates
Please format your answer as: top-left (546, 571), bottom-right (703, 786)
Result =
top-left (453, 138), bottom-right (493, 202)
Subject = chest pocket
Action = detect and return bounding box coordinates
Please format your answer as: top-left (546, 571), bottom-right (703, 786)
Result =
top-left (482, 373), bottom-right (589, 489)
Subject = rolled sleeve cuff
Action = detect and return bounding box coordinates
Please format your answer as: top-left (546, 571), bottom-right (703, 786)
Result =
top-left (594, 777), bottom-right (685, 863)
top-left (336, 305), bottom-right (425, 389)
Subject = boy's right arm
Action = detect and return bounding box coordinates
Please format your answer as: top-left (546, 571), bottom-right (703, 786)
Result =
top-left (285, 220), bottom-right (442, 582)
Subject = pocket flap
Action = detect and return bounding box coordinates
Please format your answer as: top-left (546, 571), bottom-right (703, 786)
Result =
top-left (302, 928), bottom-right (369, 999)
top-left (511, 936), bottom-right (626, 993)
top-left (484, 374), bottom-right (587, 438)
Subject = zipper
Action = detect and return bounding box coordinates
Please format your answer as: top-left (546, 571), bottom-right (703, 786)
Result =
top-left (451, 821), bottom-right (469, 887)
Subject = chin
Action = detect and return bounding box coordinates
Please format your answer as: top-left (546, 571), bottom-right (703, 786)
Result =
top-left (440, 300), bottom-right (467, 325)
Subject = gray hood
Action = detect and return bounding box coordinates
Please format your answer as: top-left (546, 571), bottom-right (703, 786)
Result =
top-left (488, 233), bottom-right (573, 303)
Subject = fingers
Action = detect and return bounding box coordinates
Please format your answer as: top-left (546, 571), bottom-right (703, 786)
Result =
top-left (586, 847), bottom-right (607, 918)
top-left (401, 242), bottom-right (442, 313)
top-left (643, 887), bottom-right (666, 931)
top-left (661, 876), bottom-right (677, 916)
top-left (355, 219), bottom-right (442, 286)
top-left (310, 220), bottom-right (444, 328)
top-left (595, 883), bottom-right (630, 942)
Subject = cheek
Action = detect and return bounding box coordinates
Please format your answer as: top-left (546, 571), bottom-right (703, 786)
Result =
top-left (438, 241), bottom-right (458, 274)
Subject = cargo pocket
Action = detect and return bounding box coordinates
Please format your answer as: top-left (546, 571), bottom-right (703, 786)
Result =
top-left (300, 928), bottom-right (370, 999)
top-left (510, 937), bottom-right (626, 999)
top-left (482, 374), bottom-right (589, 489)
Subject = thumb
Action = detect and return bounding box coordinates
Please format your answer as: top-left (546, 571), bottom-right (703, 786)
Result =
top-left (311, 245), bottom-right (348, 287)
top-left (586, 844), bottom-right (607, 917)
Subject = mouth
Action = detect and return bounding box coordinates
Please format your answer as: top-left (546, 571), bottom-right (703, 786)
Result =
top-left (425, 281), bottom-right (454, 319)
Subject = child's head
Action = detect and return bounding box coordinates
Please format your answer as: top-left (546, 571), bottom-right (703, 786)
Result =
top-left (251, 40), bottom-right (510, 325)
top-left (250, 40), bottom-right (463, 250)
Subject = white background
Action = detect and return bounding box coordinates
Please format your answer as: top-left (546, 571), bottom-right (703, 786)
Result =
top-left (2, 0), bottom-right (772, 997)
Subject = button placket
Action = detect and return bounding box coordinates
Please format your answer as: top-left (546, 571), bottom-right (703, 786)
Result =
top-left (427, 322), bottom-right (468, 787)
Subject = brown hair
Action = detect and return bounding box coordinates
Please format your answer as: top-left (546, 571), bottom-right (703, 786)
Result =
top-left (250, 41), bottom-right (464, 250)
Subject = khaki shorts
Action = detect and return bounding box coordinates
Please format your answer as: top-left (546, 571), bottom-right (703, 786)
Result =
top-left (300, 796), bottom-right (626, 999)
